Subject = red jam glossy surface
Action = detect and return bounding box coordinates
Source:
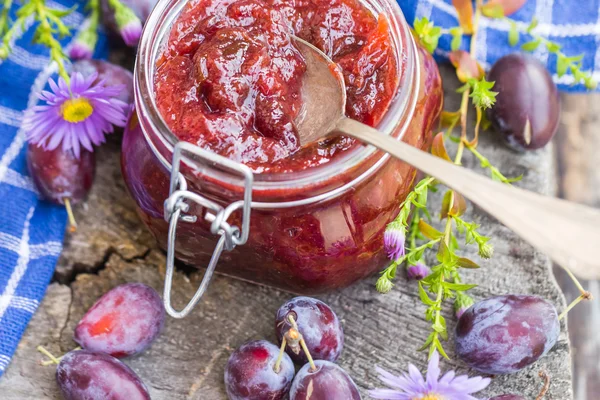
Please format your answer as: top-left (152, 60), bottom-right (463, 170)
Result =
top-left (154, 0), bottom-right (399, 173)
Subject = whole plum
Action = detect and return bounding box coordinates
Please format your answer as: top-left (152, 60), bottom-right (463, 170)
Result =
top-left (487, 53), bottom-right (560, 151)
top-left (455, 295), bottom-right (559, 374)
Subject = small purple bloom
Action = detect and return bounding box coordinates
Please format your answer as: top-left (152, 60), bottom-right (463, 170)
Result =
top-left (384, 221), bottom-right (405, 261)
top-left (69, 41), bottom-right (93, 60)
top-left (370, 351), bottom-right (491, 400)
top-left (120, 19), bottom-right (142, 46)
top-left (454, 294), bottom-right (475, 320)
top-left (407, 262), bottom-right (430, 281)
top-left (23, 72), bottom-right (128, 159)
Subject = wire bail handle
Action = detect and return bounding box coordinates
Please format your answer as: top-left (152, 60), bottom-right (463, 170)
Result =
top-left (163, 142), bottom-right (253, 319)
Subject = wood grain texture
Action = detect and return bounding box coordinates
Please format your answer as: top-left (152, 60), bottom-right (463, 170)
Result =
top-left (554, 93), bottom-right (600, 400)
top-left (0, 65), bottom-right (573, 399)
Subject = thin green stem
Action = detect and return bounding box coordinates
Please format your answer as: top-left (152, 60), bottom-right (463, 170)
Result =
top-left (288, 315), bottom-right (316, 371)
top-left (558, 293), bottom-right (589, 321)
top-left (562, 265), bottom-right (587, 295)
top-left (37, 346), bottom-right (60, 365)
top-left (34, 0), bottom-right (70, 82)
top-left (273, 337), bottom-right (287, 373)
top-left (0, 0), bottom-right (13, 35)
top-left (409, 210), bottom-right (421, 249)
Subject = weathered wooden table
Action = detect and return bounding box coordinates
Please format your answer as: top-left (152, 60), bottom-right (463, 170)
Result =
top-left (0, 66), bottom-right (574, 399)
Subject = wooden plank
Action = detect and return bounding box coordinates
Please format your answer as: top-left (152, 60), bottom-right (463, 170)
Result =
top-left (554, 93), bottom-right (600, 400)
top-left (0, 65), bottom-right (573, 399)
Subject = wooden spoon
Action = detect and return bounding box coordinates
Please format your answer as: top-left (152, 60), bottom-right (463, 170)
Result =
top-left (294, 37), bottom-right (600, 280)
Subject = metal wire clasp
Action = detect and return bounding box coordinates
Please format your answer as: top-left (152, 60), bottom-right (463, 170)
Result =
top-left (163, 142), bottom-right (253, 318)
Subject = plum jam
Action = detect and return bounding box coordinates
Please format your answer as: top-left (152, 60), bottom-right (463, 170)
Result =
top-left (154, 0), bottom-right (399, 173)
top-left (122, 0), bottom-right (443, 294)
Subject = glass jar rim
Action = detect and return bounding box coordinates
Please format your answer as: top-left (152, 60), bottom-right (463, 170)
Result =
top-left (134, 0), bottom-right (420, 206)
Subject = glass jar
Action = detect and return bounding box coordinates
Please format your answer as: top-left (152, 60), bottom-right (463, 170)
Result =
top-left (122, 0), bottom-right (443, 303)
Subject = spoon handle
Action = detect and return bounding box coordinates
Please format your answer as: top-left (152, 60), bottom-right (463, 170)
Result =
top-left (336, 117), bottom-right (600, 279)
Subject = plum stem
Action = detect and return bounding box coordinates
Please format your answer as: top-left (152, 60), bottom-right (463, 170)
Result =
top-left (536, 370), bottom-right (550, 400)
top-left (557, 265), bottom-right (593, 321)
top-left (273, 337), bottom-right (287, 374)
top-left (37, 346), bottom-right (60, 365)
top-left (558, 291), bottom-right (592, 321)
top-left (37, 346), bottom-right (81, 366)
top-left (64, 198), bottom-right (77, 233)
top-left (288, 314), bottom-right (316, 372)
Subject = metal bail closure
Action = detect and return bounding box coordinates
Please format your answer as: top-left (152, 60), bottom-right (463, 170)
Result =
top-left (163, 142), bottom-right (253, 318)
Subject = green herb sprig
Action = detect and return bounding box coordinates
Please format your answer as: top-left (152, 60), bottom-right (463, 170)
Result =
top-left (0, 0), bottom-right (73, 81)
top-left (378, 0), bottom-right (521, 358)
top-left (507, 17), bottom-right (597, 89)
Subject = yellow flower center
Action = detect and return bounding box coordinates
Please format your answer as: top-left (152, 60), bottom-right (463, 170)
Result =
top-left (61, 98), bottom-right (93, 123)
top-left (414, 395), bottom-right (444, 400)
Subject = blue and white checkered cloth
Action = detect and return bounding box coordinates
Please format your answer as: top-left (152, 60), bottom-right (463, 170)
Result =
top-left (0, 0), bottom-right (107, 377)
top-left (400, 0), bottom-right (600, 91)
top-left (0, 0), bottom-right (598, 379)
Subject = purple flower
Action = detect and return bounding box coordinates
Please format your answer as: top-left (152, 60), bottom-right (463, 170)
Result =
top-left (114, 5), bottom-right (143, 47)
top-left (23, 72), bottom-right (128, 158)
top-left (370, 351), bottom-right (491, 400)
top-left (69, 41), bottom-right (93, 60)
top-left (384, 221), bottom-right (406, 261)
top-left (69, 18), bottom-right (97, 60)
top-left (407, 262), bottom-right (430, 281)
top-left (454, 294), bottom-right (475, 319)
top-left (120, 19), bottom-right (142, 46)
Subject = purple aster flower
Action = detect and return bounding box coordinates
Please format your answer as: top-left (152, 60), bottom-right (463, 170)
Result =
top-left (113, 4), bottom-right (143, 47)
top-left (69, 41), bottom-right (93, 60)
top-left (120, 19), bottom-right (142, 46)
top-left (69, 18), bottom-right (97, 60)
top-left (407, 262), bottom-right (431, 281)
top-left (370, 351), bottom-right (491, 400)
top-left (23, 72), bottom-right (128, 158)
top-left (384, 220), bottom-right (406, 261)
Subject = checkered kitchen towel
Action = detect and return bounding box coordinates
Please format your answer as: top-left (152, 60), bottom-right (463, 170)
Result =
top-left (0, 0), bottom-right (599, 379)
top-left (401, 0), bottom-right (600, 91)
top-left (0, 0), bottom-right (107, 376)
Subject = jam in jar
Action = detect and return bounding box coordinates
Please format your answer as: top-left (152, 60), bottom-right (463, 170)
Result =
top-left (122, 0), bottom-right (443, 295)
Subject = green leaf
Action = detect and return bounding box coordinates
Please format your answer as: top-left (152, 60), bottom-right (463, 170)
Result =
top-left (418, 282), bottom-right (437, 306)
top-left (439, 315), bottom-right (448, 340)
top-left (526, 17), bottom-right (538, 33)
top-left (557, 54), bottom-right (584, 77)
top-left (418, 332), bottom-right (436, 351)
top-left (457, 257), bottom-right (480, 269)
top-left (413, 17), bottom-right (442, 54)
top-left (436, 241), bottom-right (456, 265)
top-left (585, 76), bottom-right (598, 90)
top-left (434, 337), bottom-right (450, 359)
top-left (469, 77), bottom-right (498, 109)
top-left (441, 190), bottom-right (466, 219)
top-left (419, 220), bottom-right (443, 240)
top-left (432, 320), bottom-right (445, 333)
top-left (441, 111), bottom-right (461, 128)
top-left (431, 132), bottom-right (452, 161)
top-left (545, 40), bottom-right (561, 53)
top-left (449, 27), bottom-right (463, 51)
top-left (521, 39), bottom-right (541, 52)
top-left (481, 3), bottom-right (504, 18)
top-left (443, 282), bottom-right (478, 291)
top-left (508, 20), bottom-right (519, 47)
top-left (417, 186), bottom-right (428, 208)
top-left (48, 6), bottom-right (75, 18)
